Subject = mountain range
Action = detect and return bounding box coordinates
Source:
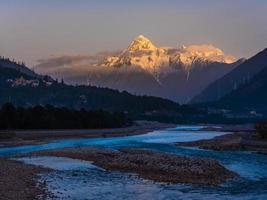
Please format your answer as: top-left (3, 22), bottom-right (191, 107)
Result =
top-left (2, 42), bottom-right (267, 121)
top-left (36, 35), bottom-right (240, 103)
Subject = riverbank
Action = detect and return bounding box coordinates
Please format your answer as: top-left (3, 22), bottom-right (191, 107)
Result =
top-left (0, 158), bottom-right (51, 200)
top-left (0, 121), bottom-right (177, 199)
top-left (177, 125), bottom-right (267, 154)
top-left (25, 147), bottom-right (237, 185)
top-left (0, 121), bottom-right (175, 147)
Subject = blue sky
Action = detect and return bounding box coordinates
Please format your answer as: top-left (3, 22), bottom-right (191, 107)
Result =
top-left (1, 0), bottom-right (267, 66)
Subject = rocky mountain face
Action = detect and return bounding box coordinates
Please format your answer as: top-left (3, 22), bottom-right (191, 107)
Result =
top-left (191, 48), bottom-right (267, 104)
top-left (36, 35), bottom-right (239, 103)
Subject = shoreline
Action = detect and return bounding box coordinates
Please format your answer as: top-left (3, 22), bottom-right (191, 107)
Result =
top-left (0, 121), bottom-right (175, 200)
top-left (24, 147), bottom-right (237, 185)
top-left (0, 158), bottom-right (51, 200)
top-left (0, 121), bottom-right (176, 147)
top-left (177, 129), bottom-right (267, 154)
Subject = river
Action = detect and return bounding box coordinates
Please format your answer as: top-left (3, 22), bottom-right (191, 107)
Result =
top-left (1, 125), bottom-right (267, 200)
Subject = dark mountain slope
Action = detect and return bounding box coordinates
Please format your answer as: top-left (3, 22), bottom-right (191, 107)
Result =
top-left (0, 57), bottom-right (39, 78)
top-left (191, 49), bottom-right (267, 103)
top-left (214, 65), bottom-right (267, 112)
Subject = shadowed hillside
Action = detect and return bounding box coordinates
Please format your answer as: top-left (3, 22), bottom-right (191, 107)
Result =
top-left (191, 49), bottom-right (267, 103)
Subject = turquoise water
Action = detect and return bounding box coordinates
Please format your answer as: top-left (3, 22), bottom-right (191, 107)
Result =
top-left (0, 126), bottom-right (222, 155)
top-left (2, 126), bottom-right (267, 200)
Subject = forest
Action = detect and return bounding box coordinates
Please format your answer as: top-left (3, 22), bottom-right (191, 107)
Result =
top-left (0, 103), bottom-right (130, 130)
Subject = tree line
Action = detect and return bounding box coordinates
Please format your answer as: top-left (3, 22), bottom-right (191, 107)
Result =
top-left (0, 56), bottom-right (26, 68)
top-left (0, 103), bottom-right (131, 130)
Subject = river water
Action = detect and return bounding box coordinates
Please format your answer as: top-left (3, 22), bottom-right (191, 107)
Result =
top-left (1, 126), bottom-right (267, 200)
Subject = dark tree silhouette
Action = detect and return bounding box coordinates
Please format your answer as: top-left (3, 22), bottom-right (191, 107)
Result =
top-left (0, 103), bottom-right (131, 131)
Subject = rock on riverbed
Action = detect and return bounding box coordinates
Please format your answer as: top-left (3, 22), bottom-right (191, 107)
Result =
top-left (28, 147), bottom-right (236, 185)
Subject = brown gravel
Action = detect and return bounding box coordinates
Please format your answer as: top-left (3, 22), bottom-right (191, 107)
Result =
top-left (0, 158), bottom-right (50, 200)
top-left (177, 132), bottom-right (267, 153)
top-left (27, 147), bottom-right (237, 185)
top-left (177, 133), bottom-right (244, 150)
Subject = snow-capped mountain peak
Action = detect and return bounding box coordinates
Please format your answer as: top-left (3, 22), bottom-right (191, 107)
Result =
top-left (178, 44), bottom-right (235, 65)
top-left (100, 35), bottom-right (236, 78)
top-left (126, 35), bottom-right (157, 52)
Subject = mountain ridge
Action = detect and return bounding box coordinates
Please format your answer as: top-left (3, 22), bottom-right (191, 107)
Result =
top-left (212, 62), bottom-right (267, 114)
top-left (190, 48), bottom-right (267, 104)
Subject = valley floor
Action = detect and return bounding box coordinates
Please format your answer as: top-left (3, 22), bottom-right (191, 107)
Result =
top-left (1, 123), bottom-right (267, 199)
